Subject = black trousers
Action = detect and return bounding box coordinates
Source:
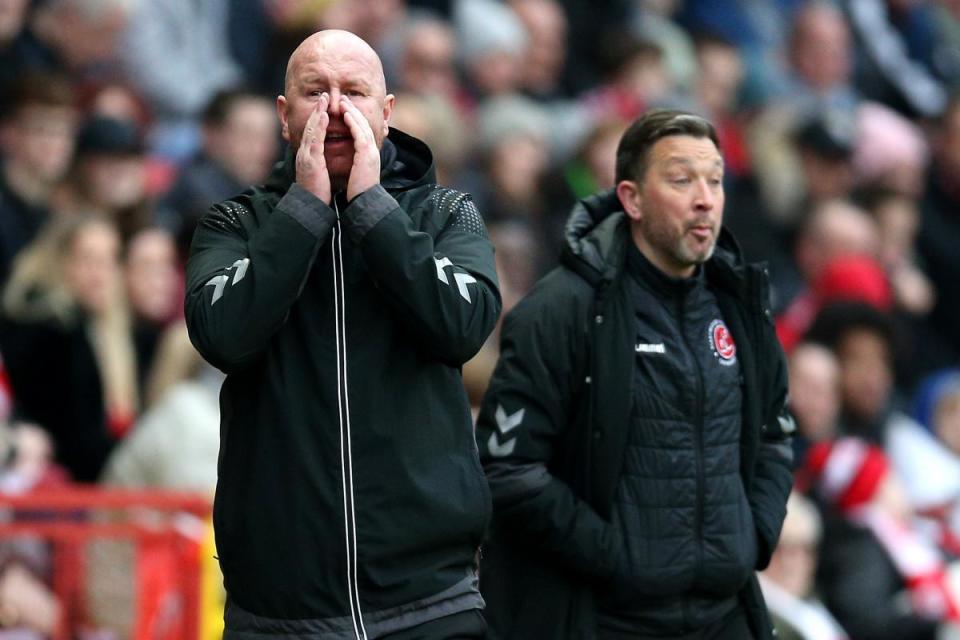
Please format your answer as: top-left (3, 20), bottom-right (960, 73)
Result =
top-left (596, 605), bottom-right (755, 640)
top-left (379, 609), bottom-right (487, 640)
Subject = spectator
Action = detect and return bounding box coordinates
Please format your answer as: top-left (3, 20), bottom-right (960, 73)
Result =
top-left (806, 301), bottom-right (960, 513)
top-left (540, 117), bottom-right (627, 209)
top-left (0, 420), bottom-right (68, 639)
top-left (470, 95), bottom-right (555, 274)
top-left (387, 91), bottom-right (469, 186)
top-left (54, 115), bottom-right (152, 241)
top-left (788, 342), bottom-right (842, 463)
top-left (804, 437), bottom-right (960, 640)
top-left (914, 369), bottom-right (960, 460)
top-left (785, 1), bottom-right (858, 111)
top-left (853, 102), bottom-right (929, 198)
top-left (628, 0), bottom-right (697, 96)
top-left (759, 491), bottom-right (848, 640)
top-left (124, 226), bottom-right (181, 398)
top-left (676, 0), bottom-right (801, 104)
top-left (509, 0), bottom-right (569, 100)
top-left (0, 73), bottom-right (77, 285)
top-left (775, 199), bottom-right (881, 351)
top-left (455, 0), bottom-right (528, 99)
top-left (0, 214), bottom-right (138, 482)
top-left (102, 325), bottom-right (221, 492)
top-left (845, 0), bottom-right (947, 118)
top-left (856, 185), bottom-right (935, 317)
top-left (911, 368), bottom-right (960, 554)
top-left (748, 2), bottom-right (860, 224)
top-left (392, 12), bottom-right (462, 102)
top-left (158, 90), bottom-right (279, 259)
top-left (795, 112), bottom-right (858, 214)
top-left (118, 0), bottom-right (242, 160)
top-left (28, 0), bottom-right (135, 79)
top-left (584, 34), bottom-right (673, 123)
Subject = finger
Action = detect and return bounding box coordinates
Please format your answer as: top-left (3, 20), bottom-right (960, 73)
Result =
top-left (316, 109), bottom-right (329, 148)
top-left (301, 93), bottom-right (329, 148)
top-left (314, 92), bottom-right (329, 138)
top-left (341, 96), bottom-right (375, 143)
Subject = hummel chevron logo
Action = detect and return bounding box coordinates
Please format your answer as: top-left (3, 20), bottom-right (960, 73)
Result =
top-left (777, 413), bottom-right (797, 435)
top-left (205, 258), bottom-right (250, 305)
top-left (434, 257), bottom-right (477, 303)
top-left (487, 404), bottom-right (525, 458)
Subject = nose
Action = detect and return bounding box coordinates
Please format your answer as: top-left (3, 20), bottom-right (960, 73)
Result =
top-left (327, 88), bottom-right (342, 116)
top-left (693, 178), bottom-right (716, 211)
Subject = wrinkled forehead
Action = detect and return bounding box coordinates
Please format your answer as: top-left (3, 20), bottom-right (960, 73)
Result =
top-left (287, 33), bottom-right (387, 94)
top-left (650, 135), bottom-right (723, 167)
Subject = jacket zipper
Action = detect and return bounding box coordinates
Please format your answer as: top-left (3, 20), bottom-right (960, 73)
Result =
top-left (332, 198), bottom-right (367, 640)
top-left (677, 294), bottom-right (705, 631)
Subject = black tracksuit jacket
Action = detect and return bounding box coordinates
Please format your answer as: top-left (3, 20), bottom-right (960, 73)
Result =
top-left (475, 189), bottom-right (794, 640)
top-left (185, 129), bottom-right (500, 639)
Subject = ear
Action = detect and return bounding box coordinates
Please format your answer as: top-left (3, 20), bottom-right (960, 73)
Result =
top-left (616, 179), bottom-right (643, 223)
top-left (382, 93), bottom-right (396, 137)
top-left (276, 94), bottom-right (290, 142)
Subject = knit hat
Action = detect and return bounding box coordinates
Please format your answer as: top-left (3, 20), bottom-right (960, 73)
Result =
top-left (913, 368), bottom-right (960, 434)
top-left (813, 255), bottom-right (893, 312)
top-left (454, 0), bottom-right (528, 63)
top-left (475, 94), bottom-right (550, 151)
top-left (803, 438), bottom-right (889, 512)
top-left (853, 102), bottom-right (929, 185)
top-left (76, 116), bottom-right (144, 157)
top-left (794, 109), bottom-right (855, 160)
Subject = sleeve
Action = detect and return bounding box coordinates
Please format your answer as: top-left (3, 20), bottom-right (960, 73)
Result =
top-left (341, 185), bottom-right (501, 366)
top-left (475, 280), bottom-right (622, 580)
top-left (120, 1), bottom-right (241, 116)
top-left (184, 185), bottom-right (335, 372)
top-left (848, 0), bottom-right (946, 117)
top-left (749, 314), bottom-right (796, 570)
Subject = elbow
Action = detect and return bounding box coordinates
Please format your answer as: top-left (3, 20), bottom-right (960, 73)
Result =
top-left (426, 292), bottom-right (500, 366)
top-left (185, 306), bottom-right (263, 374)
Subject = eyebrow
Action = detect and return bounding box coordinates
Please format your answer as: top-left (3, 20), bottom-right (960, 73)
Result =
top-left (663, 157), bottom-right (724, 169)
top-left (299, 75), bottom-right (373, 91)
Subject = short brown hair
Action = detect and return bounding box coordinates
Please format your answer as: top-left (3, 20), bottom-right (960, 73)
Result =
top-left (615, 109), bottom-right (720, 183)
top-left (0, 72), bottom-right (76, 122)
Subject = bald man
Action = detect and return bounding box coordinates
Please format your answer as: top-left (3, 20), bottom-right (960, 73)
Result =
top-left (185, 30), bottom-right (500, 640)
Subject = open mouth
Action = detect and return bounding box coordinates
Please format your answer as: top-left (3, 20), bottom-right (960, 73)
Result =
top-left (325, 132), bottom-right (351, 145)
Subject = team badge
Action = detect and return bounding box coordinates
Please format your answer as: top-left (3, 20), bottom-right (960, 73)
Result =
top-left (708, 319), bottom-right (737, 365)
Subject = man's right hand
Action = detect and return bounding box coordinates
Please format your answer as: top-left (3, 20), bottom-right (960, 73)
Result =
top-left (295, 93), bottom-right (331, 204)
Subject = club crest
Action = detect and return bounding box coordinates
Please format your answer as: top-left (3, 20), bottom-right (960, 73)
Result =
top-left (708, 319), bottom-right (736, 365)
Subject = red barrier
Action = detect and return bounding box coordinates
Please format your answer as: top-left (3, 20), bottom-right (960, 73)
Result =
top-left (0, 488), bottom-right (212, 640)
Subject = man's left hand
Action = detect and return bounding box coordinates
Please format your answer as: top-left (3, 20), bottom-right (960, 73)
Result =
top-left (342, 96), bottom-right (381, 201)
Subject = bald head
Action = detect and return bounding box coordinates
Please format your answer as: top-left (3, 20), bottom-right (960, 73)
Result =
top-left (277, 29), bottom-right (395, 189)
top-left (285, 30), bottom-right (387, 96)
top-left (797, 199), bottom-right (879, 281)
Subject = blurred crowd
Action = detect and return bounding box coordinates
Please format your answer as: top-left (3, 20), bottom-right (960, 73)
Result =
top-left (0, 0), bottom-right (958, 637)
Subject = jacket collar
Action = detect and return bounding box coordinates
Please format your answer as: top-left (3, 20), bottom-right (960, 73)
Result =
top-left (626, 241), bottom-right (704, 300)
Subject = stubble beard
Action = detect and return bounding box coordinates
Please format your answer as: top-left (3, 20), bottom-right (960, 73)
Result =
top-left (641, 216), bottom-right (718, 273)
